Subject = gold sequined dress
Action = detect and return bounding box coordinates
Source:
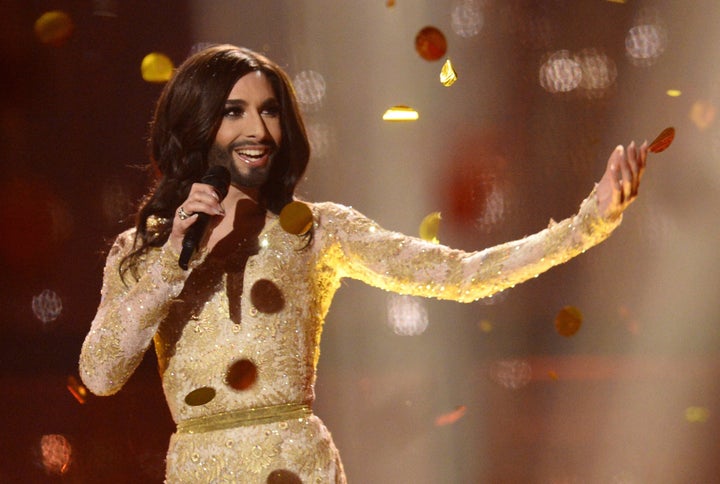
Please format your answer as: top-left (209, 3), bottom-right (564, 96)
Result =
top-left (79, 190), bottom-right (619, 483)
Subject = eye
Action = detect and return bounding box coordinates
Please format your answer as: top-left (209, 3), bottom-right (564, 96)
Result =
top-left (261, 102), bottom-right (281, 118)
top-left (223, 106), bottom-right (244, 118)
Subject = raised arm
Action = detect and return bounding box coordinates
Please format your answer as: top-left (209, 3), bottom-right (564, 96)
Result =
top-left (321, 141), bottom-right (647, 302)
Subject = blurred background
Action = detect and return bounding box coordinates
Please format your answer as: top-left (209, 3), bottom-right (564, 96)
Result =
top-left (1, 0), bottom-right (719, 482)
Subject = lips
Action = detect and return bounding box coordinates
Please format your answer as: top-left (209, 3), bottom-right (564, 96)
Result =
top-left (233, 145), bottom-right (273, 166)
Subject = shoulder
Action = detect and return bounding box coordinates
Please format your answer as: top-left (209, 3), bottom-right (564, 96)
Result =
top-left (309, 201), bottom-right (367, 221)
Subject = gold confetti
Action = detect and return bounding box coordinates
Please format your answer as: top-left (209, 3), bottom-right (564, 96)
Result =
top-left (554, 305), bottom-right (583, 337)
top-left (419, 211), bottom-right (441, 243)
top-left (279, 201), bottom-right (313, 235)
top-left (141, 52), bottom-right (174, 83)
top-left (440, 59), bottom-right (458, 86)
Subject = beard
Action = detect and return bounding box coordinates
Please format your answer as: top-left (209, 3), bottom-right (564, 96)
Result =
top-left (207, 142), bottom-right (273, 189)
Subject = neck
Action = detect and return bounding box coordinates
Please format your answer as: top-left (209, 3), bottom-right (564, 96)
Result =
top-left (225, 184), bottom-right (262, 208)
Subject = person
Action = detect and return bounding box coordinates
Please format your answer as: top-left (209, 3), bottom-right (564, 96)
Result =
top-left (79, 44), bottom-right (648, 483)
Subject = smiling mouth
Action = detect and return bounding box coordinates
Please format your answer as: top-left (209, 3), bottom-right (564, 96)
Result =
top-left (234, 146), bottom-right (272, 165)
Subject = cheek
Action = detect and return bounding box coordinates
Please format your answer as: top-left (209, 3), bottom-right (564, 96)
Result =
top-left (214, 125), bottom-right (232, 147)
top-left (269, 119), bottom-right (282, 145)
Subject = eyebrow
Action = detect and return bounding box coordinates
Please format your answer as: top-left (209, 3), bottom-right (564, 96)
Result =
top-left (224, 97), bottom-right (279, 107)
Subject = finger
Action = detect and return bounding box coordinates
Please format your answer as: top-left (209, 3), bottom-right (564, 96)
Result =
top-left (618, 145), bottom-right (633, 201)
top-left (626, 141), bottom-right (640, 196)
top-left (637, 140), bottom-right (648, 184)
top-left (186, 186), bottom-right (225, 215)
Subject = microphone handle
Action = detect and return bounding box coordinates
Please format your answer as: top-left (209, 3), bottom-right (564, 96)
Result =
top-left (178, 212), bottom-right (211, 270)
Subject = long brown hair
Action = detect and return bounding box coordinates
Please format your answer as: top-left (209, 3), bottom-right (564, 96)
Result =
top-left (121, 44), bottom-right (310, 279)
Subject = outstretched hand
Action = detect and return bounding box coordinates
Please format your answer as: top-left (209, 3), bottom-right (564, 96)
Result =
top-left (596, 141), bottom-right (648, 220)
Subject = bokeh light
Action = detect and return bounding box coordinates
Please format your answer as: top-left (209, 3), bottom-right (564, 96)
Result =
top-left (32, 289), bottom-right (63, 324)
top-left (415, 26), bottom-right (447, 61)
top-left (489, 358), bottom-right (532, 390)
top-left (34, 11), bottom-right (74, 46)
top-left (539, 49), bottom-right (617, 98)
top-left (539, 50), bottom-right (582, 94)
top-left (387, 294), bottom-right (429, 336)
top-left (141, 52), bottom-right (174, 83)
top-left (625, 22), bottom-right (667, 66)
top-left (305, 121), bottom-right (333, 158)
top-left (685, 406), bottom-right (710, 423)
top-left (38, 434), bottom-right (72, 476)
top-left (689, 101), bottom-right (717, 130)
top-left (576, 48), bottom-right (617, 98)
top-left (477, 319), bottom-right (494, 333)
top-left (625, 8), bottom-right (668, 67)
top-left (450, 0), bottom-right (483, 38)
top-left (293, 70), bottom-right (327, 111)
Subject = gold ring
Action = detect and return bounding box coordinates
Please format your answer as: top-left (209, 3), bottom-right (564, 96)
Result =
top-left (178, 206), bottom-right (192, 220)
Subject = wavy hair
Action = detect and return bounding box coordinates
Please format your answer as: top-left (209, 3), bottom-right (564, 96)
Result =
top-left (120, 44), bottom-right (310, 279)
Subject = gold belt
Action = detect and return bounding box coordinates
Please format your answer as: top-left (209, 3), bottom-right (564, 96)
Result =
top-left (176, 403), bottom-right (312, 434)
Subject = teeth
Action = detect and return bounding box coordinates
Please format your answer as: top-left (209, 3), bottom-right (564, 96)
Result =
top-left (236, 148), bottom-right (266, 158)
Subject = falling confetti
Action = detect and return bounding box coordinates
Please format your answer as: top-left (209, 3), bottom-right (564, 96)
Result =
top-left (419, 211), bottom-right (441, 243)
top-left (32, 289), bottom-right (63, 323)
top-left (415, 26), bottom-right (447, 61)
top-left (382, 105), bottom-right (419, 121)
top-left (279, 201), bottom-right (313, 235)
top-left (66, 375), bottom-right (88, 404)
top-left (34, 11), bottom-right (74, 46)
top-left (434, 405), bottom-right (467, 426)
top-left (554, 305), bottom-right (582, 337)
top-left (648, 126), bottom-right (675, 153)
top-left (141, 52), bottom-right (174, 83)
top-left (440, 59), bottom-right (458, 87)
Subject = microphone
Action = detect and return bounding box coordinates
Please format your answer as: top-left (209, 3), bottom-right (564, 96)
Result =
top-left (178, 166), bottom-right (231, 270)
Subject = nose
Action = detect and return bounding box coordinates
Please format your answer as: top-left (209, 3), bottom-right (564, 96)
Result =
top-left (246, 110), bottom-right (270, 140)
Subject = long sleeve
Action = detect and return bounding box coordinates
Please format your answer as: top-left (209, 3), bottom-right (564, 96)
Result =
top-left (79, 230), bottom-right (191, 396)
top-left (317, 187), bottom-right (621, 303)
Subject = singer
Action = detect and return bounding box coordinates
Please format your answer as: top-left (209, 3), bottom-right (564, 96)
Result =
top-left (79, 44), bottom-right (648, 483)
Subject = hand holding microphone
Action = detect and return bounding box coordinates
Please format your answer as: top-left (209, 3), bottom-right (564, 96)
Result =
top-left (173, 166), bottom-right (231, 270)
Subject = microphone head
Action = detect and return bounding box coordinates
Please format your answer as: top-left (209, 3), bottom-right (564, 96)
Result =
top-left (201, 166), bottom-right (231, 200)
